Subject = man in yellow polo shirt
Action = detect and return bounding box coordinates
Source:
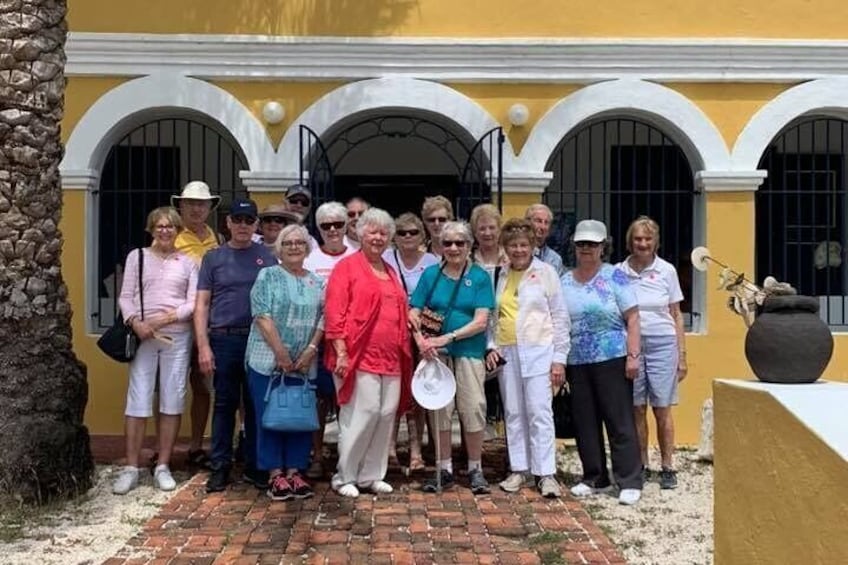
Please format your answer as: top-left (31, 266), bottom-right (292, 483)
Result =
top-left (172, 180), bottom-right (222, 469)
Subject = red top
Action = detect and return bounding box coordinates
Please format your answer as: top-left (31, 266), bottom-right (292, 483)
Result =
top-left (359, 277), bottom-right (404, 376)
top-left (324, 252), bottom-right (413, 408)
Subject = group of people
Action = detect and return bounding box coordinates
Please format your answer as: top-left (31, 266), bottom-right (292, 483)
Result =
top-left (112, 180), bottom-right (687, 507)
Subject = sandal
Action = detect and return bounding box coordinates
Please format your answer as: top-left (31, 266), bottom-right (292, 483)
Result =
top-left (409, 456), bottom-right (426, 472)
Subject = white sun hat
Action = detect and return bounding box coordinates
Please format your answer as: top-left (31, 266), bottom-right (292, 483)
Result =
top-left (411, 358), bottom-right (456, 410)
top-left (170, 180), bottom-right (221, 210)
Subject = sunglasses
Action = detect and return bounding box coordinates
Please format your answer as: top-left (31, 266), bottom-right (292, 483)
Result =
top-left (154, 224), bottom-right (176, 232)
top-left (230, 215), bottom-right (256, 225)
top-left (347, 210), bottom-right (364, 218)
top-left (426, 216), bottom-right (448, 224)
top-left (319, 221), bottom-right (345, 231)
top-left (396, 229), bottom-right (420, 237)
top-left (287, 197), bottom-right (310, 206)
top-left (575, 241), bottom-right (602, 248)
top-left (443, 240), bottom-right (467, 248)
top-left (261, 216), bottom-right (290, 224)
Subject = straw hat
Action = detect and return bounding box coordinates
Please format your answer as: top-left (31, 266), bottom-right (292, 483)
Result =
top-left (411, 358), bottom-right (456, 410)
top-left (170, 180), bottom-right (221, 209)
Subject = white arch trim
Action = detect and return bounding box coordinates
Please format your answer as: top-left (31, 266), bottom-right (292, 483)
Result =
top-left (732, 78), bottom-right (848, 170)
top-left (517, 79), bottom-right (730, 173)
top-left (61, 73), bottom-right (274, 174)
top-left (275, 77), bottom-right (517, 175)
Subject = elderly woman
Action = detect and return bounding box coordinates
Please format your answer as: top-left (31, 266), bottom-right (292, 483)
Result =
top-left (304, 201), bottom-right (357, 479)
top-left (421, 195), bottom-right (454, 258)
top-left (485, 218), bottom-right (570, 498)
top-left (383, 212), bottom-right (439, 471)
top-left (410, 221), bottom-right (494, 494)
top-left (245, 225), bottom-right (324, 500)
top-left (324, 208), bottom-right (413, 498)
top-left (618, 216), bottom-right (687, 490)
top-left (113, 207), bottom-right (198, 495)
top-left (561, 219), bottom-right (643, 505)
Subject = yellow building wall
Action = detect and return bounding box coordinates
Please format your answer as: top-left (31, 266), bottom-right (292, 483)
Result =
top-left (714, 381), bottom-right (848, 564)
top-left (63, 76), bottom-right (848, 439)
top-left (68, 0), bottom-right (848, 39)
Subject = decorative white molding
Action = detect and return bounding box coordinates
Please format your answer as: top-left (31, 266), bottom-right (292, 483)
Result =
top-left (240, 171), bottom-right (301, 192)
top-left (732, 77), bottom-right (848, 170)
top-left (518, 79), bottom-right (730, 172)
top-left (501, 171), bottom-right (553, 194)
top-left (66, 33), bottom-right (848, 83)
top-left (695, 170), bottom-right (768, 192)
top-left (60, 169), bottom-right (100, 191)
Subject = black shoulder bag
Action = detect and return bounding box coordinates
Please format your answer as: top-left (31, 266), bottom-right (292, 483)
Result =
top-left (97, 248), bottom-right (144, 363)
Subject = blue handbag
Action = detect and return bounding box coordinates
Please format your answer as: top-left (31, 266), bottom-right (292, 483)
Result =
top-left (261, 372), bottom-right (319, 432)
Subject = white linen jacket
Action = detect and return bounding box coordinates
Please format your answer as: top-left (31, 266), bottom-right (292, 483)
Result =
top-left (487, 258), bottom-right (571, 377)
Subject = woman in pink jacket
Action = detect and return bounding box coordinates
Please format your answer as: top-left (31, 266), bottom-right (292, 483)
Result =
top-left (113, 207), bottom-right (198, 495)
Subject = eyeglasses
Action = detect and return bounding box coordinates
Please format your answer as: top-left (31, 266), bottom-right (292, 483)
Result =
top-left (443, 240), bottom-right (467, 248)
top-left (287, 197), bottom-right (310, 206)
top-left (347, 210), bottom-right (364, 218)
top-left (154, 225), bottom-right (176, 232)
top-left (280, 240), bottom-right (308, 248)
top-left (261, 216), bottom-right (290, 224)
top-left (396, 229), bottom-right (420, 237)
top-left (504, 224), bottom-right (532, 233)
top-left (426, 216), bottom-right (448, 224)
top-left (230, 215), bottom-right (256, 225)
top-left (319, 221), bottom-right (345, 231)
top-left (575, 241), bottom-right (602, 248)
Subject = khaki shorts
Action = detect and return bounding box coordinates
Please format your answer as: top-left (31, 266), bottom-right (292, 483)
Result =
top-left (430, 356), bottom-right (486, 434)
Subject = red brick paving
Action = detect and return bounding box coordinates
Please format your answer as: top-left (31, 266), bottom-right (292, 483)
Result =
top-left (101, 439), bottom-right (626, 564)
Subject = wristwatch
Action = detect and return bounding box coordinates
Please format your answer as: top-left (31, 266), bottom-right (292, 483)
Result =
top-left (627, 351), bottom-right (641, 359)
top-left (448, 331), bottom-right (458, 342)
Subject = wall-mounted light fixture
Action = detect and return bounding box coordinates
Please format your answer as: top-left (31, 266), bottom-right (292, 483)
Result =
top-left (507, 103), bottom-right (530, 127)
top-left (262, 101), bottom-right (286, 125)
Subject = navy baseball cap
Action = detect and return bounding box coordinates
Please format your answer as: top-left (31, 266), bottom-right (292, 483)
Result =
top-left (228, 198), bottom-right (258, 219)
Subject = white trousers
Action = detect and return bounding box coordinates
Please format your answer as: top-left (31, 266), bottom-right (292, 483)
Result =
top-left (335, 371), bottom-right (401, 486)
top-left (498, 345), bottom-right (556, 476)
top-left (125, 331), bottom-right (192, 417)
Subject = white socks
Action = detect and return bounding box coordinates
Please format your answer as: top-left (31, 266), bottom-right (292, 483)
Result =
top-left (467, 459), bottom-right (482, 472)
top-left (438, 459), bottom-right (453, 473)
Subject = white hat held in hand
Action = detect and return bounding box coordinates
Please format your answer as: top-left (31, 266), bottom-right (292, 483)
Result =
top-left (171, 180), bottom-right (221, 210)
top-left (411, 358), bottom-right (456, 410)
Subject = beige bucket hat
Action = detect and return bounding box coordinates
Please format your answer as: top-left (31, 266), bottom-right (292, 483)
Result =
top-left (170, 180), bottom-right (221, 210)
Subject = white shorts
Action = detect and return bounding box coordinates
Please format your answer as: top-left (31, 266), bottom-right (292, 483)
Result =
top-left (125, 331), bottom-right (193, 417)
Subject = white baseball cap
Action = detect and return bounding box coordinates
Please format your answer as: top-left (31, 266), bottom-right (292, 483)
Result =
top-left (573, 219), bottom-right (608, 243)
top-left (411, 358), bottom-right (456, 410)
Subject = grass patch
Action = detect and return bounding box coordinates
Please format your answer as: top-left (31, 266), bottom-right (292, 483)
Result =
top-left (538, 548), bottom-right (567, 564)
top-left (0, 491), bottom-right (93, 544)
top-left (528, 531), bottom-right (570, 547)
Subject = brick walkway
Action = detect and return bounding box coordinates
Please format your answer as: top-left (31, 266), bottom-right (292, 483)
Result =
top-left (103, 441), bottom-right (626, 565)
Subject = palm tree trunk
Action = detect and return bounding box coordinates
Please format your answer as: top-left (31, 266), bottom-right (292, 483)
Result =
top-left (0, 0), bottom-right (93, 503)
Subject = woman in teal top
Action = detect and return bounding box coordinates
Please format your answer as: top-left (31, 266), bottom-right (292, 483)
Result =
top-left (246, 224), bottom-right (325, 501)
top-left (410, 220), bottom-right (494, 495)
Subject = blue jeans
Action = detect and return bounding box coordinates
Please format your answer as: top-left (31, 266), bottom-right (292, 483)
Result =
top-left (209, 334), bottom-right (256, 471)
top-left (247, 367), bottom-right (312, 471)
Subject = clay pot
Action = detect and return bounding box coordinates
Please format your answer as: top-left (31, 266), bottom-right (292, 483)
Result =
top-left (744, 295), bottom-right (833, 384)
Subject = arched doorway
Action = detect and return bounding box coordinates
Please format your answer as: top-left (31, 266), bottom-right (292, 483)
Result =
top-left (543, 117), bottom-right (699, 327)
top-left (756, 116), bottom-right (848, 328)
top-left (94, 113), bottom-right (248, 330)
top-left (299, 111), bottom-right (502, 220)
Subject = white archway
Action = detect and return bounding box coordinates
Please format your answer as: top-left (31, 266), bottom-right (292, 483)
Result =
top-left (61, 73), bottom-right (274, 174)
top-left (517, 79), bottom-right (730, 173)
top-left (275, 77), bottom-right (516, 175)
top-left (732, 78), bottom-right (848, 170)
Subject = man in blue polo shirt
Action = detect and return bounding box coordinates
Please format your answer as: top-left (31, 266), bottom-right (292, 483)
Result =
top-left (194, 199), bottom-right (277, 493)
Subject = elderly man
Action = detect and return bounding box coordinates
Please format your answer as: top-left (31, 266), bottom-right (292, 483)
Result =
top-left (195, 199), bottom-right (277, 493)
top-left (525, 203), bottom-right (564, 275)
top-left (343, 197), bottom-right (369, 250)
top-left (285, 184), bottom-right (312, 220)
top-left (257, 204), bottom-right (300, 249)
top-left (172, 180), bottom-right (222, 469)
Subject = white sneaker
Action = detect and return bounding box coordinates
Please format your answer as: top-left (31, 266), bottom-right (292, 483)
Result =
top-left (337, 483), bottom-right (360, 498)
top-left (538, 476), bottom-right (562, 498)
top-left (619, 488), bottom-right (642, 505)
top-left (153, 464), bottom-right (177, 491)
top-left (499, 472), bottom-right (526, 493)
top-left (367, 480), bottom-right (393, 494)
top-left (569, 483), bottom-right (612, 497)
top-left (112, 466), bottom-right (140, 495)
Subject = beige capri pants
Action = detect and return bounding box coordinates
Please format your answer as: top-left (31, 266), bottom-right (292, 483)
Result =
top-left (429, 355), bottom-right (487, 433)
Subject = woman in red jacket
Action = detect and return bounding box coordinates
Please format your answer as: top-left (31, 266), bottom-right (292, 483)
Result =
top-left (324, 207), bottom-right (413, 498)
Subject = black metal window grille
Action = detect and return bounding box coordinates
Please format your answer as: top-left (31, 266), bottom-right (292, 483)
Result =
top-left (543, 118), bottom-right (699, 329)
top-left (93, 116), bottom-right (248, 331)
top-left (756, 117), bottom-right (848, 329)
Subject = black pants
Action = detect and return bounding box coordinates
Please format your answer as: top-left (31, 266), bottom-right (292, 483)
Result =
top-left (567, 357), bottom-right (642, 490)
